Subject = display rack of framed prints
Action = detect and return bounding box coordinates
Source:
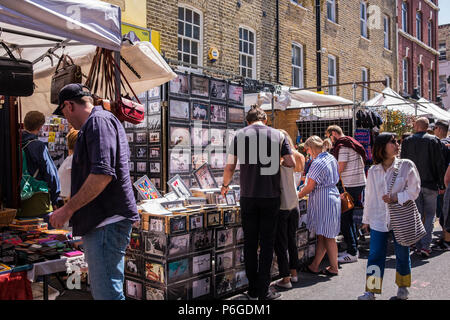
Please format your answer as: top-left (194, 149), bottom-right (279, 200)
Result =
top-left (38, 116), bottom-right (70, 168)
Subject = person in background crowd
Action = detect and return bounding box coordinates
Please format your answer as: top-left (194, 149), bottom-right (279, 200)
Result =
top-left (274, 129), bottom-right (304, 289)
top-left (58, 128), bottom-right (79, 202)
top-left (49, 84), bottom-right (140, 300)
top-left (19, 111), bottom-right (61, 220)
top-left (358, 133), bottom-right (420, 300)
top-left (323, 138), bottom-right (333, 152)
top-left (326, 125), bottom-right (367, 264)
top-left (298, 136), bottom-right (341, 277)
top-left (432, 120), bottom-right (450, 251)
top-left (442, 164), bottom-right (450, 245)
top-left (400, 117), bottom-right (446, 257)
top-left (221, 106), bottom-right (295, 300)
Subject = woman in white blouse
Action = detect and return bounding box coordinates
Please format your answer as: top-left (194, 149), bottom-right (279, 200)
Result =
top-left (358, 133), bottom-right (421, 300)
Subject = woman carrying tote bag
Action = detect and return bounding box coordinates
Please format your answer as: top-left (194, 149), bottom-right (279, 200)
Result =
top-left (358, 133), bottom-right (422, 300)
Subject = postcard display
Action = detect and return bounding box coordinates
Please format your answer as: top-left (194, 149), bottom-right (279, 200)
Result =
top-left (37, 116), bottom-right (70, 168)
top-left (124, 86), bottom-right (163, 198)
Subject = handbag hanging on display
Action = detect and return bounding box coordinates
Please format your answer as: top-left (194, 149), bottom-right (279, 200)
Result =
top-left (387, 160), bottom-right (426, 247)
top-left (340, 179), bottom-right (354, 213)
top-left (50, 54), bottom-right (82, 104)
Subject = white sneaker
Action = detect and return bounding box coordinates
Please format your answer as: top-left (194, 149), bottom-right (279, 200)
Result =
top-left (338, 251), bottom-right (346, 257)
top-left (275, 279), bottom-right (292, 289)
top-left (338, 253), bottom-right (358, 264)
top-left (357, 292), bottom-right (375, 300)
top-left (290, 276), bottom-right (298, 283)
top-left (397, 287), bottom-right (409, 300)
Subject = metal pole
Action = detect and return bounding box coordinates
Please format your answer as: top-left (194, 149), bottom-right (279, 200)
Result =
top-left (352, 82), bottom-right (357, 137)
top-left (315, 0), bottom-right (322, 91)
top-left (271, 93), bottom-right (275, 127)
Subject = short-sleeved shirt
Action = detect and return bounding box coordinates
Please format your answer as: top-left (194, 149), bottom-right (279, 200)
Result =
top-left (70, 106), bottom-right (139, 236)
top-left (229, 123), bottom-right (292, 198)
top-left (338, 146), bottom-right (366, 187)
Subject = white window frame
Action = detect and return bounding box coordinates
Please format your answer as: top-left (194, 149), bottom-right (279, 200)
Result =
top-left (239, 26), bottom-right (256, 79)
top-left (403, 58), bottom-right (409, 94)
top-left (385, 75), bottom-right (391, 88)
top-left (291, 42), bottom-right (304, 89)
top-left (177, 5), bottom-right (203, 71)
top-left (328, 55), bottom-right (337, 95)
top-left (428, 70), bottom-right (433, 100)
top-left (327, 0), bottom-right (336, 23)
top-left (416, 11), bottom-right (422, 41)
top-left (360, 2), bottom-right (368, 38)
top-left (439, 75), bottom-right (447, 94)
top-left (439, 43), bottom-right (447, 61)
top-left (417, 65), bottom-right (423, 96)
top-left (402, 2), bottom-right (408, 33)
top-left (427, 20), bottom-right (433, 47)
top-left (383, 15), bottom-right (390, 49)
top-left (361, 67), bottom-right (369, 101)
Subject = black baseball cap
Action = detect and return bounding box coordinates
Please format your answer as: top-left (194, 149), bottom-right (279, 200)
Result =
top-left (53, 83), bottom-right (92, 116)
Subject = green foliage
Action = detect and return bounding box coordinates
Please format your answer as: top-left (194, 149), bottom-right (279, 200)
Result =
top-left (379, 109), bottom-right (415, 137)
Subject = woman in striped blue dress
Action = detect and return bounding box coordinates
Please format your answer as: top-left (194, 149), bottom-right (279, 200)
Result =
top-left (298, 136), bottom-right (341, 276)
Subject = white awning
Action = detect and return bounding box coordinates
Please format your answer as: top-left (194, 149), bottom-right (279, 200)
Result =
top-left (417, 98), bottom-right (450, 120)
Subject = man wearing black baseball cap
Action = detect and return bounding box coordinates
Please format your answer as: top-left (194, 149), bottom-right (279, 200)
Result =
top-left (50, 83), bottom-right (139, 300)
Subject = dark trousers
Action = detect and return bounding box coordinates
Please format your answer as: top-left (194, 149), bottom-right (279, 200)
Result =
top-left (340, 185), bottom-right (364, 256)
top-left (274, 207), bottom-right (299, 278)
top-left (436, 193), bottom-right (444, 228)
top-left (240, 196), bottom-right (280, 299)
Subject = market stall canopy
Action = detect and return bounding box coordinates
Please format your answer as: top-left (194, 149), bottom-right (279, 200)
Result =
top-left (416, 98), bottom-right (450, 120)
top-left (0, 0), bottom-right (122, 52)
top-left (363, 87), bottom-right (429, 116)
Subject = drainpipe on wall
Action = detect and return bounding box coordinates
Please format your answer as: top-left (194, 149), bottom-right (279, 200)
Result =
top-left (276, 0), bottom-right (280, 84)
top-left (395, 0), bottom-right (400, 93)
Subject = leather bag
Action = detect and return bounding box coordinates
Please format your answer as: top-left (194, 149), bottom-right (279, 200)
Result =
top-left (340, 179), bottom-right (354, 213)
top-left (0, 42), bottom-right (34, 97)
top-left (50, 54), bottom-right (82, 104)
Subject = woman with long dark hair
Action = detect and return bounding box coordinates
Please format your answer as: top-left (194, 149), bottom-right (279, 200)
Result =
top-left (358, 133), bottom-right (421, 300)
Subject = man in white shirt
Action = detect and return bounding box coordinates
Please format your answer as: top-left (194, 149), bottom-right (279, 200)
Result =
top-left (327, 125), bottom-right (367, 263)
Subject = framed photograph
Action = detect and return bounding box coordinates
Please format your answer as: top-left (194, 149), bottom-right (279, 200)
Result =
top-left (189, 212), bottom-right (204, 231)
top-left (191, 276), bottom-right (211, 299)
top-left (135, 145), bottom-right (148, 159)
top-left (169, 72), bottom-right (189, 96)
top-left (148, 114), bottom-right (161, 130)
top-left (235, 226), bottom-right (244, 244)
top-left (130, 175), bottom-right (136, 184)
top-left (148, 101), bottom-right (161, 114)
top-left (135, 131), bottom-right (147, 144)
top-left (168, 281), bottom-right (189, 300)
top-left (228, 83), bottom-right (244, 105)
top-left (125, 279), bottom-right (143, 300)
top-left (308, 229), bottom-right (316, 241)
top-left (191, 101), bottom-right (209, 122)
top-left (128, 231), bottom-right (142, 251)
top-left (169, 98), bottom-right (190, 121)
top-left (215, 250), bottom-right (234, 273)
top-left (297, 229), bottom-right (308, 248)
top-left (226, 129), bottom-right (237, 149)
top-left (126, 132), bottom-right (134, 143)
top-left (228, 106), bottom-right (245, 124)
top-left (215, 271), bottom-right (234, 297)
top-left (169, 215), bottom-right (187, 234)
top-left (234, 246), bottom-right (244, 266)
top-left (222, 208), bottom-right (235, 225)
top-left (191, 127), bottom-right (209, 147)
top-left (225, 191), bottom-right (236, 206)
top-left (168, 233), bottom-right (190, 257)
top-left (210, 79), bottom-right (227, 101)
top-left (145, 233), bottom-right (167, 257)
top-left (150, 177), bottom-right (162, 190)
top-left (149, 131), bottom-right (160, 144)
top-left (192, 252), bottom-right (212, 275)
top-left (149, 147), bottom-right (161, 159)
top-left (149, 161), bottom-right (161, 174)
top-left (209, 128), bottom-right (225, 147)
top-left (168, 257), bottom-right (190, 283)
top-left (210, 151), bottom-right (226, 169)
top-left (136, 90), bottom-right (147, 101)
top-left (191, 229), bottom-right (213, 251)
top-left (190, 74), bottom-right (209, 98)
top-left (214, 193), bottom-right (227, 205)
top-left (234, 269), bottom-right (248, 289)
top-left (192, 151), bottom-right (208, 170)
top-left (129, 161), bottom-right (135, 173)
top-left (145, 285), bottom-right (165, 300)
top-left (148, 86), bottom-right (161, 99)
top-left (133, 175), bottom-right (162, 200)
top-left (148, 216), bottom-right (165, 233)
top-left (169, 125), bottom-right (191, 148)
top-left (167, 174), bottom-right (192, 198)
top-left (211, 106), bottom-right (227, 127)
top-left (216, 228), bottom-right (234, 249)
top-left (307, 243), bottom-right (316, 259)
top-left (136, 161), bottom-right (147, 173)
top-left (145, 261), bottom-right (165, 284)
top-left (125, 253), bottom-right (141, 277)
top-left (297, 247), bottom-right (306, 263)
top-left (193, 163), bottom-right (218, 189)
top-left (214, 175), bottom-right (224, 187)
top-left (206, 210), bottom-right (222, 228)
top-left (169, 149), bottom-right (190, 174)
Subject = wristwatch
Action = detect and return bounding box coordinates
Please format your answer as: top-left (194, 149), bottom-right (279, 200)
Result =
top-left (221, 184), bottom-right (229, 188)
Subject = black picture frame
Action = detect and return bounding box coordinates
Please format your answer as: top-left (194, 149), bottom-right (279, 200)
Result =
top-left (135, 145), bottom-right (148, 159)
top-left (190, 74), bottom-right (210, 98)
top-left (128, 161), bottom-right (135, 173)
top-left (191, 100), bottom-right (209, 122)
top-left (189, 211), bottom-right (205, 231)
top-left (234, 268), bottom-right (248, 290)
top-left (227, 83), bottom-right (244, 105)
top-left (168, 257), bottom-right (190, 283)
top-left (149, 161), bottom-right (161, 174)
top-left (167, 281), bottom-right (189, 300)
top-left (206, 210), bottom-right (222, 228)
top-left (125, 253), bottom-right (141, 277)
top-left (145, 285), bottom-right (165, 300)
top-left (215, 250), bottom-right (234, 273)
top-left (191, 275), bottom-right (212, 300)
top-left (125, 279), bottom-right (143, 300)
top-left (234, 246), bottom-right (245, 267)
top-left (209, 150), bottom-right (226, 170)
top-left (168, 149), bottom-right (191, 174)
top-left (209, 79), bottom-right (227, 101)
top-left (191, 229), bottom-right (214, 252)
top-left (209, 128), bottom-right (226, 147)
top-left (136, 161), bottom-right (147, 173)
top-left (210, 103), bottom-right (227, 124)
top-left (148, 131), bottom-right (161, 144)
top-left (168, 233), bottom-right (190, 258)
top-left (235, 226), bottom-right (244, 244)
top-left (135, 131), bottom-right (147, 144)
top-left (191, 126), bottom-right (209, 147)
top-left (169, 72), bottom-right (190, 96)
top-left (147, 100), bottom-right (161, 114)
top-left (145, 233), bottom-right (167, 257)
top-left (126, 132), bottom-right (134, 144)
top-left (191, 252), bottom-right (212, 276)
top-left (148, 86), bottom-right (161, 99)
top-left (228, 106), bottom-right (246, 124)
top-left (148, 114), bottom-right (161, 130)
top-left (149, 176), bottom-right (162, 190)
top-left (193, 163), bottom-right (218, 189)
top-left (145, 260), bottom-right (165, 284)
top-left (215, 271), bottom-right (235, 297)
top-left (149, 146), bottom-right (161, 159)
top-left (216, 227), bottom-right (234, 249)
top-left (169, 215), bottom-right (187, 235)
top-left (169, 124), bottom-right (191, 148)
top-left (191, 151), bottom-right (209, 170)
top-left (168, 98), bottom-right (190, 122)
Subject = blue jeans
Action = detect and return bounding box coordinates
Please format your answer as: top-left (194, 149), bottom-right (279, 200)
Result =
top-left (415, 187), bottom-right (438, 251)
top-left (365, 229), bottom-right (411, 294)
top-left (82, 219), bottom-right (132, 300)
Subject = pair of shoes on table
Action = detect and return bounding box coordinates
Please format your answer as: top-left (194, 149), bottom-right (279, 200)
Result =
top-left (396, 287), bottom-right (409, 300)
top-left (275, 279), bottom-right (292, 289)
top-left (338, 252), bottom-right (358, 264)
top-left (358, 292), bottom-right (376, 300)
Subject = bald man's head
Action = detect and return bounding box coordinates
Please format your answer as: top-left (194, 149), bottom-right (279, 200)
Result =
top-left (414, 117), bottom-right (429, 132)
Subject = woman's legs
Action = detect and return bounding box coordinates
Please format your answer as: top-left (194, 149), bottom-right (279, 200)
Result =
top-left (308, 235), bottom-right (327, 272)
top-left (392, 233), bottom-right (412, 288)
top-left (323, 237), bottom-right (339, 273)
top-left (364, 229), bottom-right (389, 294)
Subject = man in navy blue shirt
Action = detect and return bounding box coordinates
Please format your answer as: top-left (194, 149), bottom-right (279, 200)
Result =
top-left (49, 84), bottom-right (139, 300)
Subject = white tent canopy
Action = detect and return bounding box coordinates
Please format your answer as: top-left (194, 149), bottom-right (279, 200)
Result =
top-left (417, 98), bottom-right (450, 120)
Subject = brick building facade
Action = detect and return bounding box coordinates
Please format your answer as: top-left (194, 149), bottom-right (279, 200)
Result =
top-left (397, 0), bottom-right (439, 101)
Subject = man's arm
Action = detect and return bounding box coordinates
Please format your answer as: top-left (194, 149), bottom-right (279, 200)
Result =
top-left (49, 173), bottom-right (112, 228)
top-left (221, 154), bottom-right (237, 196)
top-left (338, 161), bottom-right (347, 175)
top-left (282, 154), bottom-right (295, 168)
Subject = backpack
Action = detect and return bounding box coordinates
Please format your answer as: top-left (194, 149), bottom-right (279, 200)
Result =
top-left (20, 140), bottom-right (49, 200)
